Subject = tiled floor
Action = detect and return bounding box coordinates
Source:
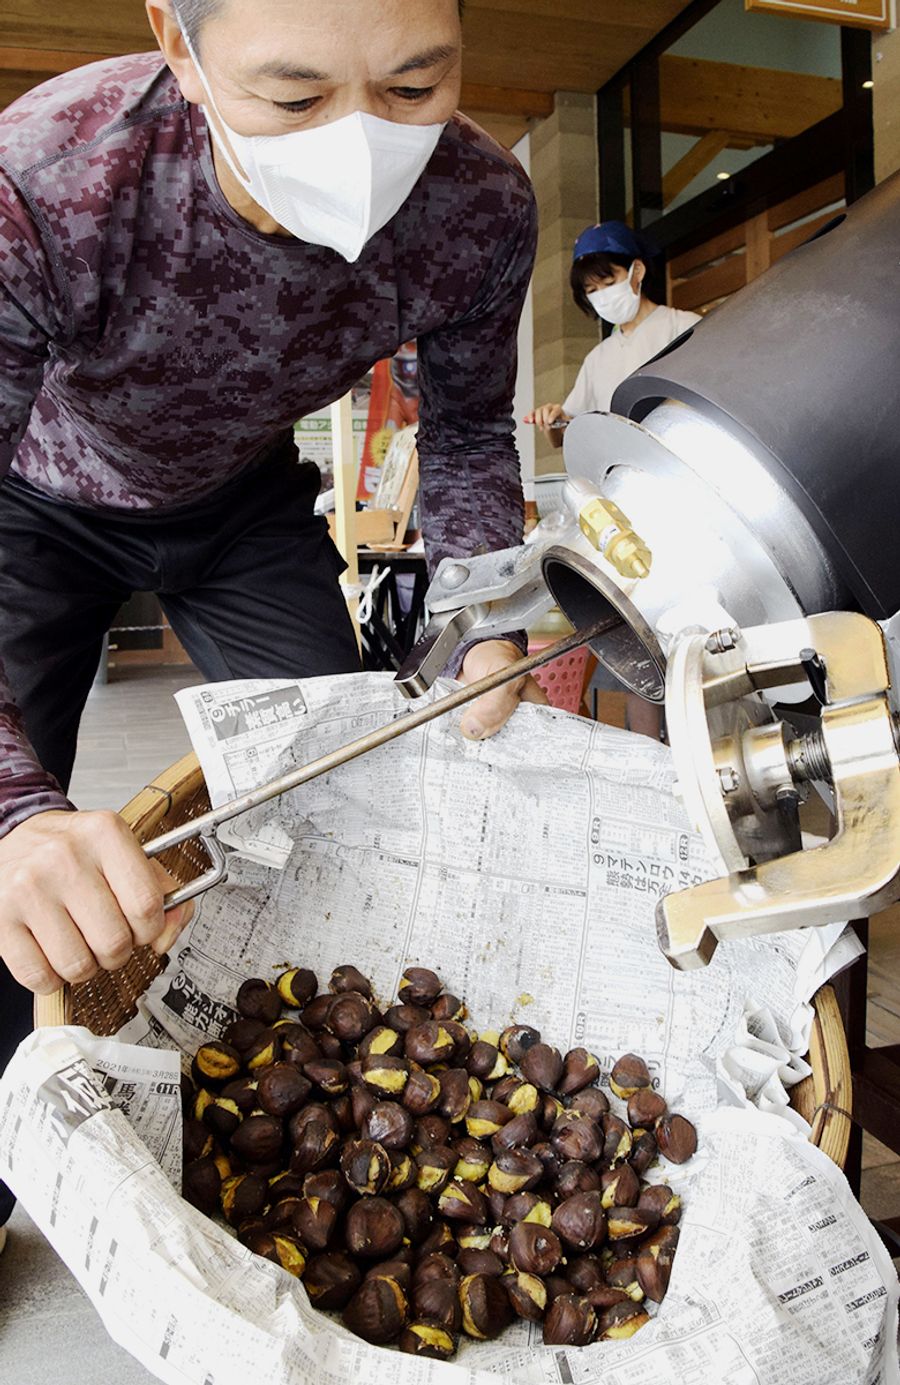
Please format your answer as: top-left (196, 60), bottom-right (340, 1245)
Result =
top-left (1, 666), bottom-right (898, 1382)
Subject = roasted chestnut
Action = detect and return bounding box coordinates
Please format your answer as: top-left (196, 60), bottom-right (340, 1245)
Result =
top-left (609, 1053), bottom-right (651, 1100)
top-left (358, 1025), bottom-right (404, 1060)
top-left (343, 1275), bottom-right (408, 1344)
top-left (329, 964), bottom-right (373, 998)
top-left (637, 1183), bottom-right (682, 1225)
top-left (498, 1024), bottom-right (541, 1065)
top-left (437, 1067), bottom-right (471, 1123)
top-left (231, 1114), bottom-right (284, 1166)
top-left (431, 993), bottom-right (466, 1023)
top-left (290, 1119), bottom-right (339, 1174)
top-left (276, 967), bottom-right (317, 1008)
top-left (191, 1040), bottom-right (242, 1086)
top-left (398, 966), bottom-right (442, 1006)
top-left (627, 1087), bottom-right (667, 1127)
top-left (344, 1197), bottom-right (405, 1259)
top-left (236, 978), bottom-right (281, 1024)
top-left (360, 1054), bottom-right (410, 1097)
top-left (551, 1115), bottom-right (603, 1164)
top-left (487, 1149), bottom-right (543, 1195)
top-left (558, 1047), bottom-right (601, 1097)
top-left (405, 1021), bottom-right (456, 1067)
top-left (256, 1063), bottom-right (312, 1117)
top-left (519, 1042), bottom-right (563, 1093)
top-left (398, 1321), bottom-right (456, 1360)
top-left (508, 1221), bottom-right (563, 1276)
top-left (401, 1069), bottom-right (442, 1116)
top-left (292, 1194), bottom-right (338, 1251)
top-left (655, 1114), bottom-right (697, 1164)
top-left (384, 1003), bottom-right (430, 1034)
top-left (362, 1101), bottom-right (414, 1150)
top-left (328, 992), bottom-right (378, 1044)
top-left (600, 1164), bottom-right (641, 1209)
top-left (437, 1179), bottom-right (489, 1225)
top-left (556, 1160), bottom-right (601, 1198)
top-left (395, 1187), bottom-right (434, 1244)
top-left (597, 1299), bottom-right (650, 1340)
top-left (465, 1100), bottom-right (513, 1140)
top-left (542, 1294), bottom-right (597, 1346)
top-left (415, 1145), bottom-right (458, 1195)
top-left (607, 1206), bottom-right (660, 1242)
top-left (340, 1138), bottom-right (391, 1196)
top-left (304, 1251), bottom-right (362, 1310)
top-left (505, 1270), bottom-right (548, 1322)
top-left (459, 1272), bottom-right (514, 1340)
top-left (551, 1192), bottom-right (607, 1251)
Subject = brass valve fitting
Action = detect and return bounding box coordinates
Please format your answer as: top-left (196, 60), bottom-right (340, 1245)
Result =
top-left (577, 497), bottom-right (652, 581)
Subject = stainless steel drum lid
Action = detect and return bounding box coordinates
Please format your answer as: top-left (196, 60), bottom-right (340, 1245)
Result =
top-left (547, 405), bottom-right (846, 698)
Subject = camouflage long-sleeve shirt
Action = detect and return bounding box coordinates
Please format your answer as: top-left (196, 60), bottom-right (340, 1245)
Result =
top-left (0, 55), bottom-right (535, 835)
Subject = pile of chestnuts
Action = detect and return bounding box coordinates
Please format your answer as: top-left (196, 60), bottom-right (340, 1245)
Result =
top-left (181, 963), bottom-right (697, 1358)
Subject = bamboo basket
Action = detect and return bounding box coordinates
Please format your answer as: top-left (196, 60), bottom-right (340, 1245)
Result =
top-left (34, 753), bottom-right (853, 1169)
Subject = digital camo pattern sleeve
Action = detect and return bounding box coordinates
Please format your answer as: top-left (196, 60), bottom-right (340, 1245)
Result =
top-left (0, 171), bottom-right (74, 833)
top-left (415, 155), bottom-right (537, 665)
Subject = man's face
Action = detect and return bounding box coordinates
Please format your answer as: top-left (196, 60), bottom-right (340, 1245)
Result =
top-left (159, 0), bottom-right (463, 136)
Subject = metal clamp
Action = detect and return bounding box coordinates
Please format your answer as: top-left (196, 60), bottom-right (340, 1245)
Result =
top-left (144, 830), bottom-right (231, 912)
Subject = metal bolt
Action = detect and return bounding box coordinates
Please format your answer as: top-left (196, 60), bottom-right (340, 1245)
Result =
top-left (441, 562), bottom-right (470, 590)
top-left (705, 628), bottom-right (741, 655)
top-left (717, 766), bottom-right (741, 794)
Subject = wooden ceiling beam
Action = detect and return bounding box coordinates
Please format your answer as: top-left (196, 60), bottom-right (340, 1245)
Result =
top-left (654, 56), bottom-right (842, 143)
top-left (0, 46), bottom-right (106, 73)
top-left (0, 1), bottom-right (151, 54)
top-left (460, 83), bottom-right (553, 119)
top-left (464, 0), bottom-right (689, 27)
top-left (465, 111), bottom-right (532, 148)
top-left (662, 130), bottom-right (730, 203)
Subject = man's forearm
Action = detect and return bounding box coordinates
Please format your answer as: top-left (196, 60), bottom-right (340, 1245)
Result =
top-left (0, 708), bottom-right (72, 838)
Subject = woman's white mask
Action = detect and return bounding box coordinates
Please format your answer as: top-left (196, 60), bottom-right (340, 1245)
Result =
top-left (184, 33), bottom-right (446, 262)
top-left (587, 263), bottom-right (642, 325)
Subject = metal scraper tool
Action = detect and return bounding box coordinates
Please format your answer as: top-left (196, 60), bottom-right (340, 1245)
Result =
top-left (144, 615), bottom-right (618, 911)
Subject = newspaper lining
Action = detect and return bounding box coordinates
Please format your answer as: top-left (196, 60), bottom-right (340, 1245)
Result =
top-left (1, 671), bottom-right (896, 1385)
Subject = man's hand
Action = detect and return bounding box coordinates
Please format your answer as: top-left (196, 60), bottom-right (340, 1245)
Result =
top-left (0, 810), bottom-right (192, 995)
top-left (459, 639), bottom-right (548, 741)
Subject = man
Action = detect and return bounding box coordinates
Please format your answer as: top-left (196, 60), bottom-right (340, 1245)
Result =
top-left (0, 0), bottom-right (539, 1241)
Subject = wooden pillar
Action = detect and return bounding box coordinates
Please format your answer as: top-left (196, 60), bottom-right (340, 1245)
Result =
top-left (530, 92), bottom-right (600, 478)
top-left (330, 393), bottom-right (361, 651)
top-left (745, 211), bottom-right (771, 283)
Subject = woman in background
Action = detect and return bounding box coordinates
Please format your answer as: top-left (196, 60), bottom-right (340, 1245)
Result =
top-left (525, 222), bottom-right (699, 737)
top-left (526, 220), bottom-right (699, 445)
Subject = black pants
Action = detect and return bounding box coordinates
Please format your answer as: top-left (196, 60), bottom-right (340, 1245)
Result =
top-left (0, 454), bottom-right (360, 1224)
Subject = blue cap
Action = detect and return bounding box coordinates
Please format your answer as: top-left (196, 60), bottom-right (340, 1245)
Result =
top-left (573, 221), bottom-right (658, 264)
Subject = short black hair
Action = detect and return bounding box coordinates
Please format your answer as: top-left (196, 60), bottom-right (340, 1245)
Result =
top-left (570, 250), bottom-right (662, 317)
top-left (176, 0), bottom-right (465, 44)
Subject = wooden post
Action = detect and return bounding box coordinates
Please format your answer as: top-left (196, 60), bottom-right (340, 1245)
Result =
top-left (745, 210), bottom-right (771, 283)
top-left (331, 392), bottom-right (361, 651)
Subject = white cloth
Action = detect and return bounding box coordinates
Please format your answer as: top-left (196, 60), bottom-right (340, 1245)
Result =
top-left (564, 305), bottom-right (700, 416)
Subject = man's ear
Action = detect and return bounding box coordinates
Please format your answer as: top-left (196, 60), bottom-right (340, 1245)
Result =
top-left (145, 1), bottom-right (205, 105)
top-left (632, 258), bottom-right (646, 292)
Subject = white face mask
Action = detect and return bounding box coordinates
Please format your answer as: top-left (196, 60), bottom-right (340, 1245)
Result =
top-left (184, 34), bottom-right (446, 263)
top-left (587, 262), bottom-right (641, 325)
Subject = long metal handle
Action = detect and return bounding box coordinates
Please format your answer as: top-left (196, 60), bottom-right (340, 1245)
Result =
top-left (146, 616), bottom-right (617, 910)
